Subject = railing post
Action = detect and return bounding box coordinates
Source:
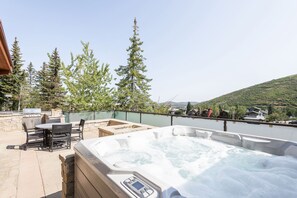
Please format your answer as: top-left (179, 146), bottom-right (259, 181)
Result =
top-left (68, 112), bottom-right (71, 123)
top-left (224, 120), bottom-right (227, 131)
top-left (171, 115), bottom-right (173, 126)
top-left (140, 112), bottom-right (142, 123)
top-left (93, 111), bottom-right (96, 120)
top-left (125, 111), bottom-right (128, 121)
top-left (113, 110), bottom-right (116, 119)
top-left (64, 112), bottom-right (70, 123)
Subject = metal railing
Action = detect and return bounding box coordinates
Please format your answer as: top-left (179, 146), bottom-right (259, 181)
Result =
top-left (63, 110), bottom-right (297, 142)
top-left (64, 110), bottom-right (297, 128)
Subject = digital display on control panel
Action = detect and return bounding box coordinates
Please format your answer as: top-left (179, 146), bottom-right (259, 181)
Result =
top-left (132, 181), bottom-right (144, 190)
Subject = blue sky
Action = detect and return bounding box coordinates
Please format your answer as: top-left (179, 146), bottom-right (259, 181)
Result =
top-left (1, 1), bottom-right (297, 102)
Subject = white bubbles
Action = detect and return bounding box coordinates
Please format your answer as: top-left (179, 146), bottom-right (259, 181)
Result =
top-left (93, 139), bottom-right (121, 156)
top-left (105, 150), bottom-right (153, 167)
top-left (100, 136), bottom-right (297, 197)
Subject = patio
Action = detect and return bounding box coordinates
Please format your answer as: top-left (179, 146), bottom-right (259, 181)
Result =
top-left (0, 129), bottom-right (98, 198)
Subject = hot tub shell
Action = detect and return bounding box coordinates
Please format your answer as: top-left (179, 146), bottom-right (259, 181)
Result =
top-left (74, 125), bottom-right (297, 198)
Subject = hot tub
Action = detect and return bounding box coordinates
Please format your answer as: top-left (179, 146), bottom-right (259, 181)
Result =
top-left (74, 126), bottom-right (297, 198)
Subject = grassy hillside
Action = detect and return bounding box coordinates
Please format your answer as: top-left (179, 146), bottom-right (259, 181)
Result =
top-left (199, 74), bottom-right (297, 110)
top-left (161, 101), bottom-right (199, 109)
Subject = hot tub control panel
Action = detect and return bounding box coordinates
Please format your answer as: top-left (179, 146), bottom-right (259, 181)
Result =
top-left (122, 176), bottom-right (156, 198)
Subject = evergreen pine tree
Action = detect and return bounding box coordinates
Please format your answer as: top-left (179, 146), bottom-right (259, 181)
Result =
top-left (115, 18), bottom-right (152, 111)
top-left (35, 49), bottom-right (65, 110)
top-left (62, 42), bottom-right (113, 111)
top-left (268, 104), bottom-right (273, 115)
top-left (0, 73), bottom-right (11, 110)
top-left (47, 48), bottom-right (65, 109)
top-left (27, 62), bottom-right (36, 86)
top-left (0, 37), bottom-right (25, 110)
top-left (36, 62), bottom-right (51, 110)
top-left (22, 62), bottom-right (38, 108)
top-left (186, 102), bottom-right (192, 114)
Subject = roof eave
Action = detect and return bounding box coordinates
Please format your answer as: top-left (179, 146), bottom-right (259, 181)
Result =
top-left (0, 20), bottom-right (13, 75)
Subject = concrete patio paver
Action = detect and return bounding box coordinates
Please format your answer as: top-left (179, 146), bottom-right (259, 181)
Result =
top-left (17, 150), bottom-right (44, 198)
top-left (0, 129), bottom-right (99, 198)
top-left (37, 149), bottom-right (74, 197)
top-left (0, 132), bottom-right (22, 198)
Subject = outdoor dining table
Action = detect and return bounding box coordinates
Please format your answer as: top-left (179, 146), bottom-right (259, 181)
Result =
top-left (36, 123), bottom-right (71, 130)
top-left (35, 123), bottom-right (71, 147)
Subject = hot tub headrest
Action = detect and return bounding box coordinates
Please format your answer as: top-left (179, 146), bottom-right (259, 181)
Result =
top-left (284, 145), bottom-right (297, 158)
top-left (210, 131), bottom-right (242, 147)
top-left (195, 130), bottom-right (210, 139)
top-left (172, 127), bottom-right (197, 137)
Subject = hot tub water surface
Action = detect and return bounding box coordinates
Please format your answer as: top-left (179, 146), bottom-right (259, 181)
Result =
top-left (94, 135), bottom-right (297, 197)
top-left (76, 126), bottom-right (297, 198)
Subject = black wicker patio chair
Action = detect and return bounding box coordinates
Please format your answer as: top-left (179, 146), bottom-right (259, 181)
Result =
top-left (22, 122), bottom-right (44, 150)
top-left (49, 124), bottom-right (72, 152)
top-left (72, 119), bottom-right (85, 141)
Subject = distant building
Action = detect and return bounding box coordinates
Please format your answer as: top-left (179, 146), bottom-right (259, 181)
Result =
top-left (201, 108), bottom-right (212, 118)
top-left (187, 109), bottom-right (198, 116)
top-left (244, 107), bottom-right (267, 121)
top-left (218, 110), bottom-right (229, 119)
top-left (169, 107), bottom-right (185, 115)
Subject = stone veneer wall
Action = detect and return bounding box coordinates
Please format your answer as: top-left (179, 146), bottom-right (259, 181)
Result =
top-left (72, 120), bottom-right (110, 133)
top-left (0, 114), bottom-right (23, 132)
top-left (59, 153), bottom-right (75, 198)
top-left (0, 114), bottom-right (65, 133)
top-left (72, 119), bottom-right (154, 137)
top-left (0, 116), bottom-right (117, 133)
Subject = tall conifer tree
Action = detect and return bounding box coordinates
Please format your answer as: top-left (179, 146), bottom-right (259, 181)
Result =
top-left (35, 49), bottom-right (65, 110)
top-left (0, 37), bottom-right (25, 110)
top-left (22, 62), bottom-right (38, 108)
top-left (36, 62), bottom-right (52, 110)
top-left (186, 102), bottom-right (192, 114)
top-left (27, 62), bottom-right (36, 86)
top-left (47, 48), bottom-right (65, 109)
top-left (115, 18), bottom-right (152, 111)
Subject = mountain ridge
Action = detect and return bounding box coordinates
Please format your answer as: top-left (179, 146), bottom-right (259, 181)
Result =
top-left (198, 74), bottom-right (297, 109)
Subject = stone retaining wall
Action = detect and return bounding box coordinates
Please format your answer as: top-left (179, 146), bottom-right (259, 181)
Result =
top-left (71, 119), bottom-right (125, 133)
top-left (72, 119), bottom-right (154, 136)
top-left (83, 120), bottom-right (109, 133)
top-left (0, 114), bottom-right (23, 132)
top-left (0, 116), bottom-right (124, 133)
top-left (0, 114), bottom-right (65, 133)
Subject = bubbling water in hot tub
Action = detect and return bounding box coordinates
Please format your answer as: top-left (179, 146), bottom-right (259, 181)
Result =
top-left (96, 136), bottom-right (297, 197)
